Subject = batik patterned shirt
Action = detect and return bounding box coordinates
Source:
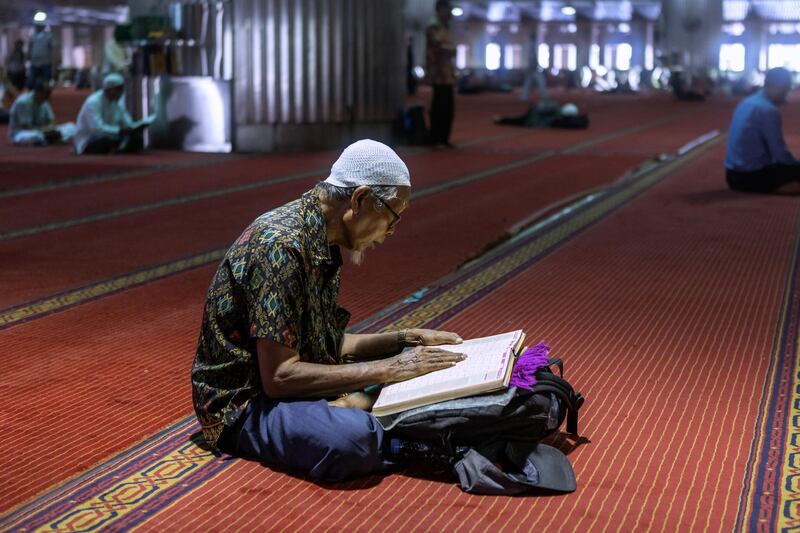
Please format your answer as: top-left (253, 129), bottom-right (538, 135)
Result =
top-left (192, 188), bottom-right (351, 450)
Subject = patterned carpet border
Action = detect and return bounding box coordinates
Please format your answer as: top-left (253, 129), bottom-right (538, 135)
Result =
top-left (0, 418), bottom-right (227, 532)
top-left (732, 218), bottom-right (800, 532)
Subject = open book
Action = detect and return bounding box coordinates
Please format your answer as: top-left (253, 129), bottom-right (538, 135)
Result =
top-left (132, 114), bottom-right (157, 129)
top-left (371, 330), bottom-right (525, 417)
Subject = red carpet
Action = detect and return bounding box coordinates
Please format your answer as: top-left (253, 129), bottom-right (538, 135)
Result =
top-left (5, 135), bottom-right (800, 530)
top-left (0, 91), bottom-right (783, 521)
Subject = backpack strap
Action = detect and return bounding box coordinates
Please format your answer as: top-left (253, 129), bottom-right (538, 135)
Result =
top-left (547, 358), bottom-right (564, 378)
top-left (533, 373), bottom-right (584, 436)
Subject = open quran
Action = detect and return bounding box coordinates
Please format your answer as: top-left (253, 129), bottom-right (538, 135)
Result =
top-left (371, 330), bottom-right (525, 417)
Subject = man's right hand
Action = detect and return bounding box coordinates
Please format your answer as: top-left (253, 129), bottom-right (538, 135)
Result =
top-left (384, 346), bottom-right (466, 383)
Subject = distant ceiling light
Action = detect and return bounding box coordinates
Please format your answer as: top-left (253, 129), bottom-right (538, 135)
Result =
top-left (561, 5), bottom-right (577, 16)
top-left (567, 23), bottom-right (578, 33)
top-left (510, 23), bottom-right (519, 34)
top-left (451, 6), bottom-right (464, 17)
top-left (618, 23), bottom-right (630, 33)
top-left (33, 11), bottom-right (47, 23)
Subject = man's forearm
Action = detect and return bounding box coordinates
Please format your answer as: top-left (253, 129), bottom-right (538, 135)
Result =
top-left (341, 332), bottom-right (401, 361)
top-left (268, 359), bottom-right (390, 399)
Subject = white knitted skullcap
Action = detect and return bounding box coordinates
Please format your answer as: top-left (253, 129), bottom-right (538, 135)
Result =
top-left (102, 73), bottom-right (124, 89)
top-left (326, 139), bottom-right (411, 188)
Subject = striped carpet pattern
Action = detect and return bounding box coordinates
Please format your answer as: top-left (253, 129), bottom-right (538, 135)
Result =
top-left (0, 133), bottom-right (714, 531)
top-left (4, 132), bottom-right (799, 530)
top-left (2, 91), bottom-right (796, 530)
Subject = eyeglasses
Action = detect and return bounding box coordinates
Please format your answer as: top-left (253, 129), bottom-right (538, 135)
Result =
top-left (373, 194), bottom-right (401, 231)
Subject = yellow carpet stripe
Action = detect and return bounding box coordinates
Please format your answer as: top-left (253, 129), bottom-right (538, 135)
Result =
top-left (0, 249), bottom-right (225, 328)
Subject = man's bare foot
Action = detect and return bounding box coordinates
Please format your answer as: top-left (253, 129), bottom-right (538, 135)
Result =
top-left (328, 392), bottom-right (377, 411)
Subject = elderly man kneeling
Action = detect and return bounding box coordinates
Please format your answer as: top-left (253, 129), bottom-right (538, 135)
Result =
top-left (192, 140), bottom-right (465, 482)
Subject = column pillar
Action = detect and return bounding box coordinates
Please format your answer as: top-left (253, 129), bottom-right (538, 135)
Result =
top-left (575, 17), bottom-right (592, 70)
top-left (661, 0), bottom-right (723, 71)
top-left (630, 16), bottom-right (647, 69)
top-left (233, 0), bottom-right (405, 153)
top-left (743, 14), bottom-right (763, 75)
top-left (60, 26), bottom-right (74, 68)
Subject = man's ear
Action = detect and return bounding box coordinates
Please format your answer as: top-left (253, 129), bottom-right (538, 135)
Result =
top-left (350, 186), bottom-right (371, 215)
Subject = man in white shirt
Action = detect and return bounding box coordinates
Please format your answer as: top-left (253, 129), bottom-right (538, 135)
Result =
top-left (8, 81), bottom-right (75, 145)
top-left (74, 73), bottom-right (149, 154)
top-left (28, 21), bottom-right (54, 89)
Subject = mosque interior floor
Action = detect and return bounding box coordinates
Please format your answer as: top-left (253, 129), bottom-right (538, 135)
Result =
top-left (1, 88), bottom-right (799, 531)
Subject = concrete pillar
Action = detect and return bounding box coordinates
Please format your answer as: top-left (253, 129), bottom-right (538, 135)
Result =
top-left (60, 26), bottom-right (74, 68)
top-left (630, 17), bottom-right (647, 69)
top-left (743, 15), bottom-right (764, 75)
top-left (661, 0), bottom-right (723, 71)
top-left (575, 17), bottom-right (592, 70)
top-left (594, 22), bottom-right (608, 69)
top-left (232, 0), bottom-right (405, 153)
top-left (535, 21), bottom-right (548, 68)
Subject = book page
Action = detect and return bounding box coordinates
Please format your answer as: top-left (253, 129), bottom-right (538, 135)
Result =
top-left (372, 330), bottom-right (523, 414)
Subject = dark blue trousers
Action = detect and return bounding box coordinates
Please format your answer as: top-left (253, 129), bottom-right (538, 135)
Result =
top-left (220, 395), bottom-right (390, 482)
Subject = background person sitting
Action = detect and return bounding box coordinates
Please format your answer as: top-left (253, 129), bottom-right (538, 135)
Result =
top-left (74, 73), bottom-right (153, 155)
top-left (725, 67), bottom-right (800, 193)
top-left (8, 81), bottom-right (75, 145)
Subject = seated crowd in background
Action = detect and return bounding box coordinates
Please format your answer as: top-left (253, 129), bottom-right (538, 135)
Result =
top-left (3, 72), bottom-right (151, 155)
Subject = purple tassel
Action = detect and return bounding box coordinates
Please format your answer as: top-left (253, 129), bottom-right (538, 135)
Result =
top-left (509, 342), bottom-right (550, 390)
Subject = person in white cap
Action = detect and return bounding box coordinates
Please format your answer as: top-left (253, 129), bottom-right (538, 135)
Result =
top-left (8, 80), bottom-right (76, 145)
top-left (73, 73), bottom-right (152, 154)
top-left (192, 139), bottom-right (465, 482)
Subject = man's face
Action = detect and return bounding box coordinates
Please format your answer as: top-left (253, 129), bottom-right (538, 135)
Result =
top-left (765, 82), bottom-right (791, 105)
top-left (343, 186), bottom-right (410, 265)
top-left (104, 86), bottom-right (124, 101)
top-left (33, 88), bottom-right (50, 103)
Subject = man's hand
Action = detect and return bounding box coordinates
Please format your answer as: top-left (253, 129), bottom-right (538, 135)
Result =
top-left (384, 346), bottom-right (466, 383)
top-left (403, 328), bottom-right (463, 347)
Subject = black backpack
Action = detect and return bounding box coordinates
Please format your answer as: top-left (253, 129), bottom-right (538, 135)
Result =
top-left (378, 359), bottom-right (584, 495)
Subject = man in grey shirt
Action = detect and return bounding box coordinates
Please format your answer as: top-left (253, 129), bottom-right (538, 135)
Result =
top-left (28, 20), bottom-right (54, 89)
